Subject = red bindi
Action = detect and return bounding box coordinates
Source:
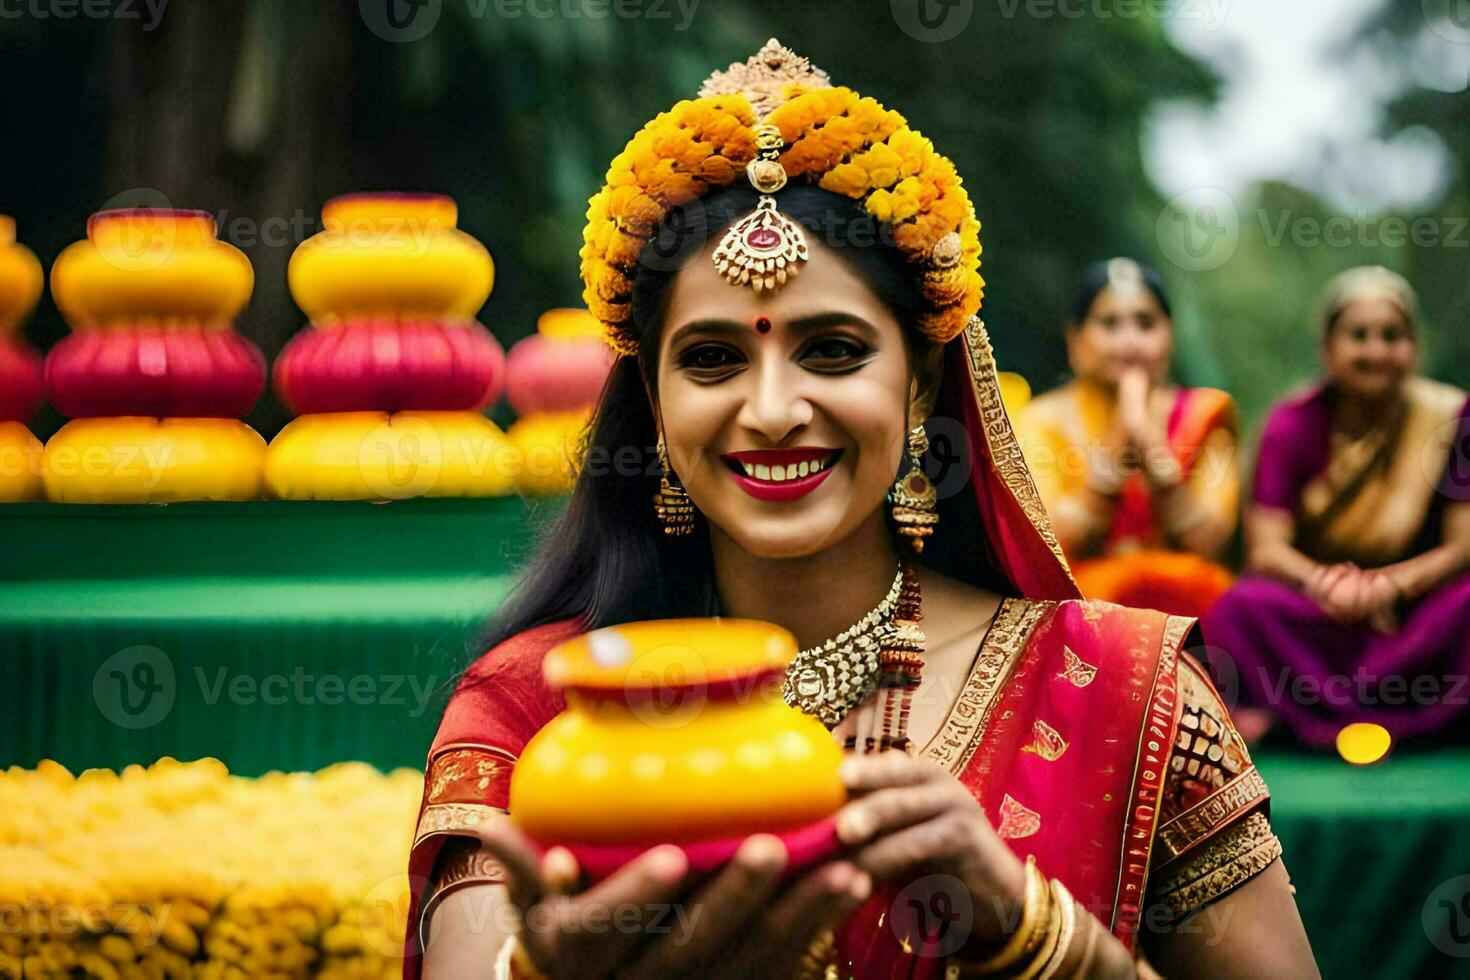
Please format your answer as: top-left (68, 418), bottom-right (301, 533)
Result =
top-left (755, 316), bottom-right (772, 334)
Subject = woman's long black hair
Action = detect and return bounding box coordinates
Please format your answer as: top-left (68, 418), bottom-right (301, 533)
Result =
top-left (477, 184), bottom-right (1006, 655)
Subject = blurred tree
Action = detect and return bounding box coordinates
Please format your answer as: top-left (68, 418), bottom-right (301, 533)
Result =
top-left (1357, 0), bottom-right (1470, 386)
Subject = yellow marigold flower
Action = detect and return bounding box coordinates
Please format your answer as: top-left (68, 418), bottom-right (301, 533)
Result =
top-left (819, 162), bottom-right (870, 199)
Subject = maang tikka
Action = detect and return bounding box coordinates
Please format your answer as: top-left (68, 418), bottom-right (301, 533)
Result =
top-left (890, 423), bottom-right (938, 554)
top-left (702, 41), bottom-right (822, 293)
top-left (711, 122), bottom-right (809, 292)
top-left (653, 435), bottom-right (695, 535)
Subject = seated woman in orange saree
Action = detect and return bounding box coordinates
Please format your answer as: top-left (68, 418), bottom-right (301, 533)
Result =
top-left (405, 42), bottom-right (1315, 979)
top-left (1019, 260), bottom-right (1238, 618)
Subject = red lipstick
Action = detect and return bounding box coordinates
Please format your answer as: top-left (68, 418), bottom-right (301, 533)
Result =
top-left (720, 447), bottom-right (840, 503)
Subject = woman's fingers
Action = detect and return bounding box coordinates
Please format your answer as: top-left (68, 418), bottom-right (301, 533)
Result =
top-left (836, 782), bottom-right (957, 847)
top-left (555, 845), bottom-right (690, 967)
top-left (754, 860), bottom-right (871, 960)
top-left (848, 812), bottom-right (978, 883)
top-left (622, 835), bottom-right (790, 978)
top-left (840, 751), bottom-right (938, 795)
top-left (473, 819), bottom-right (549, 916)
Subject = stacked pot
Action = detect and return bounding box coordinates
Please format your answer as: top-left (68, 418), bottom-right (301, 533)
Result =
top-left (505, 308), bottom-right (613, 495)
top-left (0, 216), bottom-right (44, 502)
top-left (43, 209), bottom-right (267, 502)
top-left (265, 194), bottom-right (511, 500)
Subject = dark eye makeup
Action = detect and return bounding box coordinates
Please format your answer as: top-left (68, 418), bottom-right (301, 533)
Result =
top-left (672, 331), bottom-right (875, 378)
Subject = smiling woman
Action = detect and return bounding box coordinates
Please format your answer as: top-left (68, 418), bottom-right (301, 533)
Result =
top-left (404, 40), bottom-right (1319, 980)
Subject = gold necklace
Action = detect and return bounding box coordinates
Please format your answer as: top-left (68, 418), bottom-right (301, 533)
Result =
top-left (782, 567), bottom-right (904, 727)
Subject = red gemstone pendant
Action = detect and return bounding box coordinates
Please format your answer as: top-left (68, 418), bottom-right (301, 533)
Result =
top-left (745, 228), bottom-right (780, 250)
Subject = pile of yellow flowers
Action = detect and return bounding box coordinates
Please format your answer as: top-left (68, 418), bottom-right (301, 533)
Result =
top-left (0, 758), bottom-right (424, 979)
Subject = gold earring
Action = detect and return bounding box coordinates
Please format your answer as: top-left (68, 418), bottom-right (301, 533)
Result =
top-left (890, 422), bottom-right (937, 554)
top-left (653, 435), bottom-right (695, 535)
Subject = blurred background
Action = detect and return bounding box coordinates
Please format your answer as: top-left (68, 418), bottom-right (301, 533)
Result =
top-left (3, 1), bottom-right (1469, 977)
top-left (2, 0), bottom-right (1467, 440)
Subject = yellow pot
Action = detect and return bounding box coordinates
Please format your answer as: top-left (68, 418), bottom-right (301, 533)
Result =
top-left (42, 417), bottom-right (266, 503)
top-left (507, 410), bottom-right (591, 495)
top-left (511, 619), bottom-right (845, 856)
top-left (288, 194), bottom-right (494, 322)
top-left (265, 410), bottom-right (516, 500)
top-left (50, 210), bottom-right (253, 327)
top-left (0, 215), bottom-right (43, 332)
top-left (0, 421), bottom-right (43, 502)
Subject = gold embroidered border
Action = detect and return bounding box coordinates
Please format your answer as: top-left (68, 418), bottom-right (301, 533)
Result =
top-left (435, 838), bottom-right (508, 891)
top-left (418, 836), bottom-right (513, 952)
top-left (414, 802), bottom-right (509, 847)
top-left (1156, 768), bottom-right (1270, 864)
top-left (962, 317), bottom-right (1077, 586)
top-left (1151, 812), bottom-right (1282, 920)
top-left (1111, 613), bottom-right (1190, 941)
top-left (921, 597), bottom-right (1052, 775)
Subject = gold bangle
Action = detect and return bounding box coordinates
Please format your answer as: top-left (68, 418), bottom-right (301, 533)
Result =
top-left (957, 856), bottom-right (1052, 974)
top-left (1069, 901), bottom-right (1101, 980)
top-left (1036, 879), bottom-right (1078, 980)
top-left (1005, 887), bottom-right (1064, 980)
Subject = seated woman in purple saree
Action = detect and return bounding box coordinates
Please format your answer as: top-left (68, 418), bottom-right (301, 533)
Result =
top-left (1204, 266), bottom-right (1470, 749)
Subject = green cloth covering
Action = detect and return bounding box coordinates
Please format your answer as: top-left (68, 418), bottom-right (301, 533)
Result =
top-left (2, 499), bottom-right (1467, 978)
top-left (1257, 751), bottom-right (1470, 979)
top-left (0, 498), bottom-right (548, 773)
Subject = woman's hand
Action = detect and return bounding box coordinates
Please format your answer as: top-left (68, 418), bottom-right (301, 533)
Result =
top-left (1354, 569), bottom-right (1402, 634)
top-left (474, 819), bottom-right (871, 979)
top-left (1117, 367), bottom-right (1169, 455)
top-left (1304, 562), bottom-right (1401, 630)
top-left (834, 752), bottom-right (1025, 953)
top-left (1304, 562), bottom-right (1366, 622)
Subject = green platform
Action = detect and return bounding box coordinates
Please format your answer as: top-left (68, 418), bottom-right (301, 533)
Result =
top-left (1260, 751), bottom-right (1470, 978)
top-left (0, 498), bottom-right (551, 773)
top-left (3, 499), bottom-right (1468, 978)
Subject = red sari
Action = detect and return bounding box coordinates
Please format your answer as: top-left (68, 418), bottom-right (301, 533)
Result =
top-left (403, 320), bottom-right (1271, 977)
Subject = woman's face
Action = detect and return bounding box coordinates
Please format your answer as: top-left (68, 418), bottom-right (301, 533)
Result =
top-left (1323, 297), bottom-right (1417, 401)
top-left (1065, 282), bottom-right (1173, 384)
top-left (654, 236), bottom-right (920, 560)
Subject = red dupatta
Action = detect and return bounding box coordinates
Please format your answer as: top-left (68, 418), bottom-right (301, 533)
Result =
top-left (402, 319), bottom-right (1188, 977)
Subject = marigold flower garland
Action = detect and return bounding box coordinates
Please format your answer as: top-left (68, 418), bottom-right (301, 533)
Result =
top-left (579, 43), bottom-right (986, 357)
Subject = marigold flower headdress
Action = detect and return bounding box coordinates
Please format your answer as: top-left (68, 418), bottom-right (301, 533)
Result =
top-left (579, 38), bottom-right (985, 356)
